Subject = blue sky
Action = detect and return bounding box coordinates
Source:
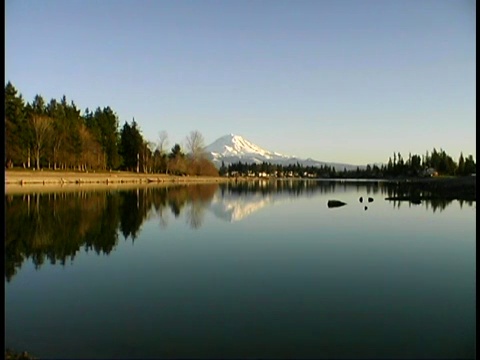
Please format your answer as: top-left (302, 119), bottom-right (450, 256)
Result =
top-left (6, 0), bottom-right (475, 165)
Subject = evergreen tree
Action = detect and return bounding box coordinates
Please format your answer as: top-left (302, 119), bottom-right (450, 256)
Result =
top-left (219, 161), bottom-right (227, 176)
top-left (119, 119), bottom-right (143, 172)
top-left (5, 82), bottom-right (30, 167)
top-left (463, 155), bottom-right (476, 175)
top-left (457, 153), bottom-right (465, 176)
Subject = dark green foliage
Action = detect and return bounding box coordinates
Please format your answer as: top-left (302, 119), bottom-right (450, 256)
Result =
top-left (219, 161), bottom-right (227, 176)
top-left (5, 82), bottom-right (32, 167)
top-left (119, 119), bottom-right (143, 172)
top-left (169, 143), bottom-right (184, 159)
top-left (92, 107), bottom-right (122, 169)
top-left (463, 155), bottom-right (476, 176)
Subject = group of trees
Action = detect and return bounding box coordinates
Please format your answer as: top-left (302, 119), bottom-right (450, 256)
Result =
top-left (5, 82), bottom-right (218, 176)
top-left (221, 148), bottom-right (476, 179)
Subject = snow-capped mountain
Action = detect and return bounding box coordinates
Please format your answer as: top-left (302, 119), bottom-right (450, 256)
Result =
top-left (205, 134), bottom-right (291, 162)
top-left (204, 134), bottom-right (363, 171)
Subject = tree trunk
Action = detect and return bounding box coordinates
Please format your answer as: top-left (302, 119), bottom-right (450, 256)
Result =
top-left (36, 148), bottom-right (40, 170)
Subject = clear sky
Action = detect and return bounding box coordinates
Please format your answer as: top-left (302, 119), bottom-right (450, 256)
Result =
top-left (6, 0), bottom-right (476, 165)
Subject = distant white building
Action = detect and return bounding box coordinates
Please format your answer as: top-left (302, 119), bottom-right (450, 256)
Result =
top-left (422, 167), bottom-right (438, 177)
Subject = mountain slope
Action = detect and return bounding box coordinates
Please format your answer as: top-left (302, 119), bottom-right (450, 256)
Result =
top-left (205, 134), bottom-right (291, 163)
top-left (204, 134), bottom-right (363, 171)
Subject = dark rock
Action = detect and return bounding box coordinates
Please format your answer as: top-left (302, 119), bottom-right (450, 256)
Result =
top-left (368, 197), bottom-right (374, 202)
top-left (359, 196), bottom-right (363, 203)
top-left (327, 200), bottom-right (347, 208)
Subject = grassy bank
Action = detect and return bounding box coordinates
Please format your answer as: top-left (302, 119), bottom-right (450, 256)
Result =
top-left (4, 169), bottom-right (265, 194)
top-left (5, 169), bottom-right (229, 184)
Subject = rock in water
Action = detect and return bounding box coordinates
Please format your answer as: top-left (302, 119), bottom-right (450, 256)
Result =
top-left (327, 200), bottom-right (347, 208)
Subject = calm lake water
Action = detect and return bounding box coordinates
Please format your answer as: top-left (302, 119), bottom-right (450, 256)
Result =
top-left (5, 180), bottom-right (476, 359)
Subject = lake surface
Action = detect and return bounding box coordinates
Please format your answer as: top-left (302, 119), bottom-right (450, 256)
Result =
top-left (5, 180), bottom-right (476, 359)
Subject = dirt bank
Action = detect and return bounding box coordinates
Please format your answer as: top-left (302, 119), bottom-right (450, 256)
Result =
top-left (4, 170), bottom-right (233, 194)
top-left (5, 170), bottom-right (229, 184)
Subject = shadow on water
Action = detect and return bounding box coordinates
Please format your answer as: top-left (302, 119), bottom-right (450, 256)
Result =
top-left (5, 179), bottom-right (475, 281)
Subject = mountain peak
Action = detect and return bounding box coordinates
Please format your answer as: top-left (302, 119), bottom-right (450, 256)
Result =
top-left (221, 133), bottom-right (241, 140)
top-left (204, 134), bottom-right (362, 171)
top-left (205, 134), bottom-right (287, 161)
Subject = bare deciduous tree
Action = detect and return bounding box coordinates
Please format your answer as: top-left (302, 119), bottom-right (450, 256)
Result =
top-left (157, 130), bottom-right (169, 154)
top-left (30, 115), bottom-right (52, 170)
top-left (78, 124), bottom-right (103, 171)
top-left (185, 130), bottom-right (206, 160)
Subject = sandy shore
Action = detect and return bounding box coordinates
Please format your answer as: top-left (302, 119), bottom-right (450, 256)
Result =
top-left (4, 170), bottom-right (232, 194)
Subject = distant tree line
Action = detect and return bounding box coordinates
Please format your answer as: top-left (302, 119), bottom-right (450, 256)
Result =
top-left (5, 82), bottom-right (218, 176)
top-left (221, 148), bottom-right (476, 179)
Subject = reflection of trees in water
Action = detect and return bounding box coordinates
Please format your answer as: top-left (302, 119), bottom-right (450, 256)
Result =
top-left (5, 184), bottom-right (219, 282)
top-left (222, 180), bottom-right (473, 214)
top-left (184, 184), bottom-right (218, 229)
top-left (381, 182), bottom-right (475, 213)
top-left (220, 179), bottom-right (383, 198)
top-left (6, 192), bottom-right (121, 282)
top-left (119, 189), bottom-right (149, 241)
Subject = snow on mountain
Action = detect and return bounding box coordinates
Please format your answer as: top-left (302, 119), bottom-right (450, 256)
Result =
top-left (204, 134), bottom-right (363, 171)
top-left (205, 134), bottom-right (291, 162)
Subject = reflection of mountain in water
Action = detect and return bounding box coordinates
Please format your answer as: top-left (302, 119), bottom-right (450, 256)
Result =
top-left (209, 180), bottom-right (365, 222)
top-left (210, 193), bottom-right (279, 222)
top-left (210, 180), bottom-right (334, 222)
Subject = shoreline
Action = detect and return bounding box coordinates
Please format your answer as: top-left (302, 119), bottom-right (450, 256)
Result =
top-left (4, 170), bottom-right (476, 197)
top-left (4, 170), bottom-right (233, 195)
top-left (5, 169), bottom-right (230, 184)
